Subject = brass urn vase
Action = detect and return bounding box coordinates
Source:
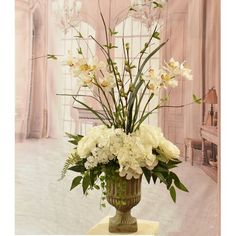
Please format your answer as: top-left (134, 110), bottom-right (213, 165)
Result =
top-left (106, 174), bottom-right (142, 233)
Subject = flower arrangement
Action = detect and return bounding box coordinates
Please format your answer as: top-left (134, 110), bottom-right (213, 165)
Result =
top-left (57, 0), bottom-right (200, 206)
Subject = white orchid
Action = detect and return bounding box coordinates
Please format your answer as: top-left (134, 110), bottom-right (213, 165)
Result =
top-left (88, 56), bottom-right (106, 72)
top-left (163, 58), bottom-right (181, 76)
top-left (66, 50), bottom-right (76, 67)
top-left (100, 73), bottom-right (116, 91)
top-left (180, 62), bottom-right (193, 80)
top-left (144, 69), bottom-right (161, 93)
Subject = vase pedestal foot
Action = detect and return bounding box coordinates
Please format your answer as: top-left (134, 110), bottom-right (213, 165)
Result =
top-left (109, 210), bottom-right (137, 233)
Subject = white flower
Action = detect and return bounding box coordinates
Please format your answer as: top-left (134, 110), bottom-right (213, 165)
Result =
top-left (100, 73), bottom-right (116, 91)
top-left (166, 78), bottom-right (178, 88)
top-left (163, 58), bottom-right (181, 76)
top-left (136, 124), bottom-right (163, 148)
top-left (75, 124), bottom-right (179, 179)
top-left (66, 50), bottom-right (76, 67)
top-left (144, 69), bottom-right (161, 94)
top-left (85, 156), bottom-right (98, 170)
top-left (162, 58), bottom-right (193, 81)
top-left (76, 72), bottom-right (94, 88)
top-left (66, 55), bottom-right (106, 89)
top-left (180, 62), bottom-right (193, 80)
top-left (77, 125), bottom-right (107, 158)
top-left (77, 135), bottom-right (97, 158)
top-left (88, 56), bottom-right (106, 72)
top-left (159, 137), bottom-right (180, 160)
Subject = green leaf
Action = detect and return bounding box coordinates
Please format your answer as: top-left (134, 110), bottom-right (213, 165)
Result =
top-left (193, 94), bottom-right (202, 104)
top-left (74, 32), bottom-right (83, 38)
top-left (82, 174), bottom-right (90, 194)
top-left (89, 170), bottom-right (96, 186)
top-left (77, 47), bottom-right (83, 55)
top-left (167, 164), bottom-right (178, 169)
top-left (140, 43), bottom-right (149, 53)
top-left (142, 167), bottom-right (151, 183)
top-left (153, 166), bottom-right (169, 173)
top-left (169, 172), bottom-right (189, 192)
top-left (109, 28), bottom-right (118, 36)
top-left (153, 1), bottom-right (163, 8)
top-left (166, 176), bottom-right (172, 189)
top-left (175, 181), bottom-right (189, 192)
top-left (68, 165), bottom-right (86, 173)
top-left (65, 132), bottom-right (83, 140)
top-left (169, 186), bottom-right (176, 202)
top-left (65, 132), bottom-right (83, 146)
top-left (152, 31), bottom-right (160, 40)
top-left (170, 171), bottom-right (180, 183)
top-left (160, 96), bottom-right (169, 102)
top-left (129, 7), bottom-right (137, 12)
top-left (68, 140), bottom-right (78, 145)
top-left (47, 54), bottom-right (57, 60)
top-left (153, 171), bottom-right (166, 184)
top-left (152, 173), bottom-right (158, 184)
top-left (94, 185), bottom-right (100, 190)
top-left (70, 176), bottom-right (82, 191)
top-left (167, 158), bottom-right (182, 166)
top-left (103, 43), bottom-right (118, 49)
top-left (99, 176), bottom-right (105, 181)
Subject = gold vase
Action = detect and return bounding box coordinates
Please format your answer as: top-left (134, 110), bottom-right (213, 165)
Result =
top-left (106, 174), bottom-right (142, 233)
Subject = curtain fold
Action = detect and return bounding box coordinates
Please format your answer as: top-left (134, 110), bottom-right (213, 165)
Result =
top-left (27, 4), bottom-right (48, 138)
top-left (15, 0), bottom-right (33, 142)
top-left (158, 0), bottom-right (220, 151)
top-left (15, 0), bottom-right (64, 141)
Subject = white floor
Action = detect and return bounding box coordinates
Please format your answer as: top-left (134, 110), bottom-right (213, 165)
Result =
top-left (15, 138), bottom-right (219, 236)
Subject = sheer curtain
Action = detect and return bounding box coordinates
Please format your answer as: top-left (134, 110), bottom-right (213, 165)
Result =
top-left (15, 0), bottom-right (32, 142)
top-left (15, 0), bottom-right (64, 141)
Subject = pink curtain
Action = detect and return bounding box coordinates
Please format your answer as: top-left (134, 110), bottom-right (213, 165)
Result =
top-left (27, 5), bottom-right (48, 138)
top-left (15, 0), bottom-right (33, 142)
top-left (159, 0), bottom-right (220, 153)
top-left (15, 0), bottom-right (64, 141)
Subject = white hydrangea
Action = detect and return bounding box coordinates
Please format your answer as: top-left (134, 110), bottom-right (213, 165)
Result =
top-left (76, 124), bottom-right (180, 179)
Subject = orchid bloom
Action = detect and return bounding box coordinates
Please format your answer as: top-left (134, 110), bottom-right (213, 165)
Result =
top-left (100, 73), bottom-right (116, 91)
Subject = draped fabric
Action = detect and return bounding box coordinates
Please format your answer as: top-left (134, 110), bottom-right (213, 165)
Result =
top-left (159, 0), bottom-right (220, 153)
top-left (15, 0), bottom-right (33, 142)
top-left (45, 2), bottom-right (64, 138)
top-left (27, 4), bottom-right (48, 138)
top-left (15, 0), bottom-right (64, 141)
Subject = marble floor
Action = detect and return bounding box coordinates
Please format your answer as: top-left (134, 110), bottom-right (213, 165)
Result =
top-left (15, 138), bottom-right (219, 236)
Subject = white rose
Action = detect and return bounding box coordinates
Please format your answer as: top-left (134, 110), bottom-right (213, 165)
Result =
top-left (137, 124), bottom-right (163, 148)
top-left (159, 137), bottom-right (180, 159)
top-left (77, 136), bottom-right (97, 158)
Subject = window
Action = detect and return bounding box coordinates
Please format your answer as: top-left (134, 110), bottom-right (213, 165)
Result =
top-left (114, 16), bottom-right (160, 126)
top-left (62, 21), bottom-right (96, 135)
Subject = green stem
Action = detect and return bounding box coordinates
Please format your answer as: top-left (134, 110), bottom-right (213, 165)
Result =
top-left (135, 93), bottom-right (154, 129)
top-left (126, 40), bottom-right (168, 133)
top-left (131, 82), bottom-right (149, 131)
top-left (72, 96), bottom-right (110, 127)
top-left (92, 81), bottom-right (116, 125)
top-left (135, 100), bottom-right (198, 131)
top-left (137, 25), bottom-right (158, 71)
